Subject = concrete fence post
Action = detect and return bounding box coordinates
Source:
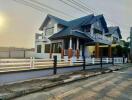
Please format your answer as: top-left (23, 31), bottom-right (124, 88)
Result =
top-left (32, 57), bottom-right (35, 68)
top-left (92, 58), bottom-right (95, 64)
top-left (24, 50), bottom-right (26, 58)
top-left (106, 58), bottom-right (109, 63)
top-left (100, 57), bottom-right (103, 72)
top-left (112, 57), bottom-right (114, 66)
top-left (53, 55), bottom-right (57, 75)
top-left (126, 58), bottom-right (128, 63)
top-left (30, 57), bottom-right (32, 68)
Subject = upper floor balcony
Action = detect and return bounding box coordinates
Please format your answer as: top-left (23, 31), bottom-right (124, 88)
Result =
top-left (78, 30), bottom-right (113, 45)
top-left (93, 34), bottom-right (112, 45)
top-left (35, 33), bottom-right (48, 42)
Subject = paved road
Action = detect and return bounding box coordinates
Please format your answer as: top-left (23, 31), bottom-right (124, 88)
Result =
top-left (15, 66), bottom-right (132, 100)
top-left (0, 64), bottom-right (112, 85)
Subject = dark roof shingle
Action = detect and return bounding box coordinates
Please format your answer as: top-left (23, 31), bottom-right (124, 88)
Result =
top-left (106, 26), bottom-right (122, 39)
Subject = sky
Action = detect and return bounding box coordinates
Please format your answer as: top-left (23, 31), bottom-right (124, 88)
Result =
top-left (0, 0), bottom-right (131, 48)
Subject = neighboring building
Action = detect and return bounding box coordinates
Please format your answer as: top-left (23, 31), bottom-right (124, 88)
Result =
top-left (35, 14), bottom-right (122, 60)
top-left (0, 47), bottom-right (34, 58)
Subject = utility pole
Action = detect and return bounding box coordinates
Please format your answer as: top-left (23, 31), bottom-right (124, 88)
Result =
top-left (130, 27), bottom-right (132, 62)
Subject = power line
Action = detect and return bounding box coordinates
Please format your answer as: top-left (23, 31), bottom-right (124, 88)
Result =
top-left (62, 0), bottom-right (129, 29)
top-left (68, 0), bottom-right (115, 24)
top-left (13, 0), bottom-right (46, 12)
top-left (59, 0), bottom-right (115, 24)
top-left (29, 0), bottom-right (74, 18)
top-left (59, 0), bottom-right (88, 14)
top-left (77, 0), bottom-right (101, 15)
top-left (14, 0), bottom-right (129, 30)
top-left (13, 0), bottom-right (74, 19)
top-left (69, 0), bottom-right (93, 13)
top-left (83, 0), bottom-right (129, 28)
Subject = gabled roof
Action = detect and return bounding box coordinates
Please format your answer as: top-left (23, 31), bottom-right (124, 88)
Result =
top-left (49, 28), bottom-right (94, 41)
top-left (40, 14), bottom-right (121, 42)
top-left (68, 14), bottom-right (94, 28)
top-left (39, 14), bottom-right (68, 30)
top-left (106, 26), bottom-right (122, 39)
top-left (48, 14), bottom-right (109, 40)
top-left (40, 14), bottom-right (108, 31)
top-left (92, 15), bottom-right (108, 32)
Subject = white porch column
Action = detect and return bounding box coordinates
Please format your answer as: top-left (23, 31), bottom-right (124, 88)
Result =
top-left (69, 37), bottom-right (72, 48)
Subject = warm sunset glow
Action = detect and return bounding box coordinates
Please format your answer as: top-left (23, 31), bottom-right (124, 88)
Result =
top-left (0, 15), bottom-right (5, 28)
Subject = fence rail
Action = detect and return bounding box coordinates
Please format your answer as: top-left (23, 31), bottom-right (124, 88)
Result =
top-left (0, 56), bottom-right (128, 73)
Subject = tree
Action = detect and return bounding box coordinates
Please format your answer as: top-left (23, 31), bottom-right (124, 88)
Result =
top-left (116, 40), bottom-right (130, 58)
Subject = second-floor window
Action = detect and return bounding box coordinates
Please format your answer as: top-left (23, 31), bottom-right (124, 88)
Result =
top-left (45, 27), bottom-right (54, 36)
top-left (82, 25), bottom-right (91, 32)
top-left (94, 28), bottom-right (102, 34)
top-left (113, 37), bottom-right (118, 43)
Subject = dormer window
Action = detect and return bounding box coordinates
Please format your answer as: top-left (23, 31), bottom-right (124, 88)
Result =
top-left (113, 37), bottom-right (118, 44)
top-left (94, 28), bottom-right (102, 34)
top-left (45, 27), bottom-right (54, 36)
top-left (82, 25), bottom-right (91, 32)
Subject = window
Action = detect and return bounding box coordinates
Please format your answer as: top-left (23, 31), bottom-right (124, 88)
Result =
top-left (45, 43), bottom-right (62, 53)
top-left (82, 25), bottom-right (91, 32)
top-left (45, 44), bottom-right (50, 53)
top-left (52, 42), bottom-right (62, 53)
top-left (45, 27), bottom-right (54, 36)
top-left (113, 37), bottom-right (118, 44)
top-left (37, 45), bottom-right (41, 53)
top-left (94, 28), bottom-right (102, 34)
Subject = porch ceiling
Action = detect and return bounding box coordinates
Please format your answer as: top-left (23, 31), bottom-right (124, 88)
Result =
top-left (85, 42), bottom-right (110, 46)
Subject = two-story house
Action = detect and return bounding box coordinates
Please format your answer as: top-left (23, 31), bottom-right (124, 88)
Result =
top-left (35, 14), bottom-right (122, 60)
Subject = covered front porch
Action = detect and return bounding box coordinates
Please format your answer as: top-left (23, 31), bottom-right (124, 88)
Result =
top-left (49, 36), bottom-right (91, 60)
top-left (48, 30), bottom-right (113, 61)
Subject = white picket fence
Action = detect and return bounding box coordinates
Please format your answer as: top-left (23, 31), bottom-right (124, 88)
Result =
top-left (85, 57), bottom-right (127, 64)
top-left (0, 58), bottom-right (55, 72)
top-left (0, 57), bottom-right (80, 72)
top-left (0, 57), bottom-right (128, 72)
top-left (70, 57), bottom-right (127, 64)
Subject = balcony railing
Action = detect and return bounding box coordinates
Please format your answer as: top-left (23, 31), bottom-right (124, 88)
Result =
top-left (35, 33), bottom-right (48, 42)
top-left (91, 34), bottom-right (112, 45)
top-left (74, 30), bottom-right (113, 45)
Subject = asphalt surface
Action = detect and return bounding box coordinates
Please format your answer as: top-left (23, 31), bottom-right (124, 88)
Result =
top-left (0, 64), bottom-right (112, 85)
top-left (14, 66), bottom-right (132, 100)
